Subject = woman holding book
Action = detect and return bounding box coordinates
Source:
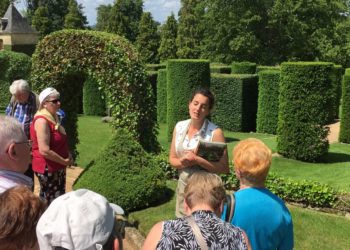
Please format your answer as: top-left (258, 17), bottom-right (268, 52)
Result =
top-left (169, 88), bottom-right (229, 218)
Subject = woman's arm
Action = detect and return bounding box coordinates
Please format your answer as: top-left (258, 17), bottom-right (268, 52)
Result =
top-left (193, 128), bottom-right (229, 174)
top-left (142, 222), bottom-right (163, 250)
top-left (35, 118), bottom-right (73, 166)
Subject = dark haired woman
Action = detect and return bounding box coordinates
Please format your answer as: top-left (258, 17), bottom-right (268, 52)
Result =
top-left (169, 88), bottom-right (229, 218)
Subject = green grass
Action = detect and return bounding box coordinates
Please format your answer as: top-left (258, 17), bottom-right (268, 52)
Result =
top-left (76, 115), bottom-right (112, 168)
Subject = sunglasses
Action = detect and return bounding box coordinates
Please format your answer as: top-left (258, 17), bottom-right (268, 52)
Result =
top-left (47, 99), bottom-right (60, 104)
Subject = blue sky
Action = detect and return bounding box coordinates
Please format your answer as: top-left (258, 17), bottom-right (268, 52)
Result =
top-left (15, 0), bottom-right (181, 26)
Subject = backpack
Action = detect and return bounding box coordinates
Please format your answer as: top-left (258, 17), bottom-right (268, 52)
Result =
top-left (224, 192), bottom-right (235, 222)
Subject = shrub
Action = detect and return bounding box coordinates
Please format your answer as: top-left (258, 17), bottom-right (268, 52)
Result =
top-left (210, 65), bottom-right (231, 74)
top-left (339, 73), bottom-right (350, 143)
top-left (145, 63), bottom-right (166, 71)
top-left (153, 150), bottom-right (178, 180)
top-left (256, 70), bottom-right (280, 134)
top-left (231, 61), bottom-right (257, 74)
top-left (256, 65), bottom-right (280, 73)
top-left (83, 77), bottom-right (106, 116)
top-left (329, 65), bottom-right (343, 121)
top-left (147, 71), bottom-right (158, 99)
top-left (167, 59), bottom-right (210, 141)
top-left (277, 62), bottom-right (333, 162)
top-left (157, 69), bottom-right (167, 123)
top-left (74, 129), bottom-right (166, 212)
top-left (0, 51), bottom-right (31, 110)
top-left (211, 73), bottom-right (258, 132)
top-left (30, 30), bottom-right (159, 155)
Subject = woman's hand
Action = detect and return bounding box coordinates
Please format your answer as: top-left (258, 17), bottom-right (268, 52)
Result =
top-left (179, 150), bottom-right (197, 167)
top-left (64, 156), bottom-right (74, 166)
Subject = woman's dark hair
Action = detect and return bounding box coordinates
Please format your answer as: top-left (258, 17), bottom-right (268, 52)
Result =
top-left (190, 88), bottom-right (215, 110)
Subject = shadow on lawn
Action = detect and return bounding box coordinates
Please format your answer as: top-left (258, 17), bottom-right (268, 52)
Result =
top-left (322, 152), bottom-right (350, 163)
top-left (150, 186), bottom-right (175, 207)
top-left (225, 137), bottom-right (240, 143)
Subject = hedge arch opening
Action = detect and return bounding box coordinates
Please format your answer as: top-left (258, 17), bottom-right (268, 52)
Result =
top-left (30, 30), bottom-right (159, 156)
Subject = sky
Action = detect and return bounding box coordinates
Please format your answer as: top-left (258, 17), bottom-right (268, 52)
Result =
top-left (15, 0), bottom-right (181, 26)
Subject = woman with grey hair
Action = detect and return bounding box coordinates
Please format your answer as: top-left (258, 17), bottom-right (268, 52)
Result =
top-left (30, 87), bottom-right (73, 204)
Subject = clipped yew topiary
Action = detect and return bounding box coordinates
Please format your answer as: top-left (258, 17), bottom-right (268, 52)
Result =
top-left (256, 65), bottom-right (281, 73)
top-left (83, 77), bottom-right (106, 116)
top-left (0, 50), bottom-right (31, 109)
top-left (210, 65), bottom-right (231, 74)
top-left (147, 71), bottom-right (158, 99)
top-left (74, 128), bottom-right (166, 212)
top-left (157, 69), bottom-right (167, 123)
top-left (277, 62), bottom-right (333, 162)
top-left (167, 59), bottom-right (210, 140)
top-left (256, 70), bottom-right (280, 134)
top-left (339, 73), bottom-right (350, 143)
top-left (329, 65), bottom-right (343, 121)
top-left (211, 73), bottom-right (259, 132)
top-left (30, 30), bottom-right (159, 156)
top-left (146, 63), bottom-right (166, 71)
top-left (231, 61), bottom-right (257, 74)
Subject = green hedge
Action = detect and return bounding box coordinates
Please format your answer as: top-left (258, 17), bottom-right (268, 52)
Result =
top-left (74, 129), bottom-right (166, 212)
top-left (277, 62), bottom-right (333, 162)
top-left (329, 65), bottom-right (343, 121)
top-left (31, 29), bottom-right (159, 156)
top-left (157, 69), bottom-right (167, 123)
top-left (339, 73), bottom-right (350, 143)
top-left (231, 61), bottom-right (257, 74)
top-left (167, 59), bottom-right (210, 141)
top-left (83, 77), bottom-right (106, 116)
top-left (256, 65), bottom-right (281, 73)
top-left (210, 65), bottom-right (231, 74)
top-left (211, 73), bottom-right (258, 132)
top-left (8, 44), bottom-right (37, 56)
top-left (256, 70), bottom-right (280, 134)
top-left (145, 63), bottom-right (166, 71)
top-left (147, 71), bottom-right (158, 99)
top-left (0, 51), bottom-right (31, 111)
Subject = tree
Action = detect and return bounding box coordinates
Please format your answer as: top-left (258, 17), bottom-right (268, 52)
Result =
top-left (158, 13), bottom-right (178, 62)
top-left (135, 12), bottom-right (160, 63)
top-left (31, 5), bottom-right (51, 37)
top-left (64, 0), bottom-right (87, 29)
top-left (0, 0), bottom-right (10, 17)
top-left (176, 0), bottom-right (204, 58)
top-left (95, 4), bottom-right (112, 31)
top-left (107, 0), bottom-right (143, 42)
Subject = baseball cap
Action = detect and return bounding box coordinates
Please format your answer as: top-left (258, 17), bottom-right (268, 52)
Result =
top-left (36, 189), bottom-right (124, 250)
top-left (39, 87), bottom-right (59, 104)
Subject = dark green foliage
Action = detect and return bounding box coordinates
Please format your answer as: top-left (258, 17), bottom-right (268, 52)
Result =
top-left (158, 13), bottom-right (178, 62)
top-left (154, 150), bottom-right (178, 180)
top-left (9, 45), bottom-right (37, 56)
top-left (256, 65), bottom-right (281, 73)
top-left (256, 70), bottom-right (280, 134)
top-left (223, 172), bottom-right (337, 208)
top-left (0, 50), bottom-right (31, 110)
top-left (147, 71), bottom-right (157, 101)
top-left (277, 62), bottom-right (333, 162)
top-left (83, 78), bottom-right (106, 116)
top-left (167, 59), bottom-right (210, 140)
top-left (0, 0), bottom-right (8, 17)
top-left (135, 12), bottom-right (160, 63)
top-left (339, 74), bottom-right (350, 143)
top-left (64, 0), bottom-right (87, 29)
top-left (231, 62), bottom-right (257, 74)
top-left (31, 6), bottom-right (52, 37)
top-left (31, 30), bottom-right (159, 156)
top-left (329, 65), bottom-right (343, 121)
top-left (95, 4), bottom-right (112, 31)
top-left (211, 74), bottom-right (258, 132)
top-left (74, 129), bottom-right (166, 212)
top-left (157, 69), bottom-right (167, 123)
top-left (210, 65), bottom-right (231, 74)
top-left (145, 64), bottom-right (166, 71)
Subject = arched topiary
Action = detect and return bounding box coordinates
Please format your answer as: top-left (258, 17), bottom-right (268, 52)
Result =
top-left (30, 29), bottom-right (159, 156)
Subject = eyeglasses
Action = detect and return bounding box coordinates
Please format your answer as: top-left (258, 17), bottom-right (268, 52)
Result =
top-left (47, 99), bottom-right (60, 104)
top-left (14, 140), bottom-right (32, 148)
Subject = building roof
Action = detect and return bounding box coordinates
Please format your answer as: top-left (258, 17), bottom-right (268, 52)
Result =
top-left (0, 3), bottom-right (38, 34)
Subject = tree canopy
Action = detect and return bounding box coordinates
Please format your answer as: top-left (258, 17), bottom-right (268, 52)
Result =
top-left (158, 13), bottom-right (178, 62)
top-left (64, 0), bottom-right (87, 29)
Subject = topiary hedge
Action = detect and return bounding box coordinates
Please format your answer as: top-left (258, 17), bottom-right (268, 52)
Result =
top-left (277, 62), bottom-right (333, 162)
top-left (256, 70), bottom-right (280, 134)
top-left (146, 63), bottom-right (166, 71)
top-left (256, 65), bottom-right (281, 73)
top-left (74, 128), bottom-right (166, 212)
top-left (0, 50), bottom-right (31, 110)
top-left (329, 65), bottom-right (343, 121)
top-left (30, 29), bottom-right (159, 156)
top-left (339, 73), bottom-right (350, 143)
top-left (147, 71), bottom-right (158, 99)
top-left (167, 59), bottom-right (210, 141)
top-left (210, 65), bottom-right (231, 74)
top-left (83, 77), bottom-right (106, 116)
top-left (157, 69), bottom-right (167, 123)
top-left (231, 61), bottom-right (257, 74)
top-left (211, 73), bottom-right (258, 132)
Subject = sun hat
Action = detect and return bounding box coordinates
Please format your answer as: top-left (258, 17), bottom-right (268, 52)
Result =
top-left (36, 189), bottom-right (124, 250)
top-left (39, 87), bottom-right (59, 104)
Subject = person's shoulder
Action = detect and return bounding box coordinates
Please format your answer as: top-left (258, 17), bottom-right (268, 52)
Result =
top-left (175, 119), bottom-right (190, 130)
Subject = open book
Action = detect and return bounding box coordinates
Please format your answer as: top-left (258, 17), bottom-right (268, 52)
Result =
top-left (196, 139), bottom-right (227, 162)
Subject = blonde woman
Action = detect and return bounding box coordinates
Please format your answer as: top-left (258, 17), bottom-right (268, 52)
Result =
top-left (30, 87), bottom-right (73, 204)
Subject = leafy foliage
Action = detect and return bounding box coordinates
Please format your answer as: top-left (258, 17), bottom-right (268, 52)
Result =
top-left (64, 0), bottom-right (87, 29)
top-left (231, 62), bottom-right (257, 74)
top-left (95, 4), bottom-right (112, 31)
top-left (329, 65), bottom-right (344, 121)
top-left (158, 13), bottom-right (178, 62)
top-left (30, 30), bottom-right (159, 156)
top-left (135, 12), bottom-right (160, 63)
top-left (74, 128), bottom-right (166, 212)
top-left (167, 59), bottom-right (210, 140)
top-left (157, 69), bottom-right (167, 123)
top-left (82, 77), bottom-right (106, 116)
top-left (256, 70), bottom-right (280, 134)
top-left (0, 0), bottom-right (9, 17)
top-left (277, 62), bottom-right (333, 162)
top-left (31, 6), bottom-right (52, 37)
top-left (339, 73), bottom-right (350, 143)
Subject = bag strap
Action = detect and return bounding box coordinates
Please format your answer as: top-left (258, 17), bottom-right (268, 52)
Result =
top-left (225, 192), bottom-right (235, 223)
top-left (185, 216), bottom-right (208, 250)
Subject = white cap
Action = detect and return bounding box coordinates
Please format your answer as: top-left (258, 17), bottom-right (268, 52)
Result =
top-left (39, 87), bottom-right (59, 104)
top-left (36, 189), bottom-right (124, 250)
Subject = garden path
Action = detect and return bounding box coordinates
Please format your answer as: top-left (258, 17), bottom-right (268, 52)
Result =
top-left (327, 121), bottom-right (340, 143)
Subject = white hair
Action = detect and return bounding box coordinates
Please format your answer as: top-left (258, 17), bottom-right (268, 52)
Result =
top-left (0, 116), bottom-right (27, 153)
top-left (9, 79), bottom-right (30, 95)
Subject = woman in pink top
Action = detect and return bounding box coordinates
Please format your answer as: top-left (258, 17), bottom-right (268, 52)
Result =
top-left (30, 87), bottom-right (73, 204)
